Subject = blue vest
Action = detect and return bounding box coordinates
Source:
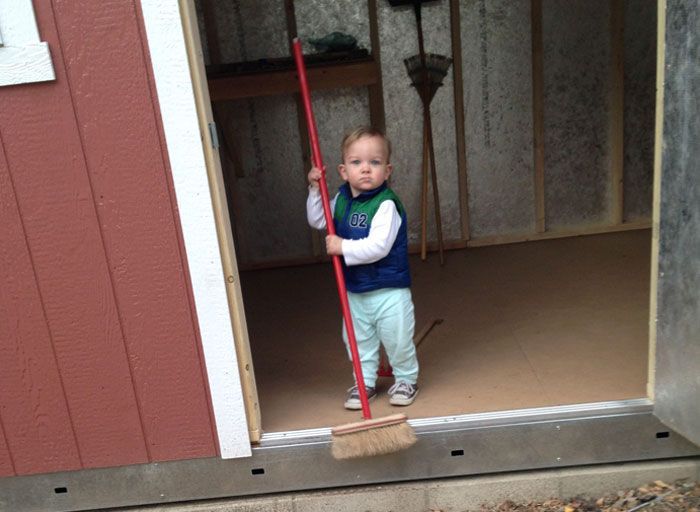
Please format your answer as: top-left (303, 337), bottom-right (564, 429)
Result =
top-left (333, 183), bottom-right (411, 293)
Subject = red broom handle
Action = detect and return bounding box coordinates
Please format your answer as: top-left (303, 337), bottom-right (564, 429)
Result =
top-left (292, 39), bottom-right (372, 419)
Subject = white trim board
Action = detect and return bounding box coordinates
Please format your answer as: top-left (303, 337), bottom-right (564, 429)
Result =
top-left (139, 0), bottom-right (251, 459)
top-left (0, 0), bottom-right (55, 87)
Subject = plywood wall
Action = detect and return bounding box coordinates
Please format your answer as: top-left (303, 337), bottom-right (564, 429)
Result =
top-left (198, 0), bottom-right (656, 266)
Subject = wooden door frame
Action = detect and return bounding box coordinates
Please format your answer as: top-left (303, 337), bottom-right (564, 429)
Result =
top-left (177, 0), bottom-right (262, 444)
top-left (647, 0), bottom-right (665, 401)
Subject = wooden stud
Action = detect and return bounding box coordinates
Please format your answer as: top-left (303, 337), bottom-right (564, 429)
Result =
top-left (531, 0), bottom-right (546, 233)
top-left (200, 0), bottom-right (222, 65)
top-left (610, 0), bottom-right (625, 225)
top-left (202, 0), bottom-right (245, 259)
top-left (180, 0), bottom-right (262, 443)
top-left (647, 0), bottom-right (667, 400)
top-left (202, 0), bottom-right (254, 262)
top-left (283, 0), bottom-right (322, 258)
top-left (420, 119), bottom-right (429, 260)
top-left (215, 110), bottom-right (245, 249)
top-left (368, 0), bottom-right (386, 133)
top-left (283, 0), bottom-right (296, 36)
top-left (450, 0), bottom-right (470, 241)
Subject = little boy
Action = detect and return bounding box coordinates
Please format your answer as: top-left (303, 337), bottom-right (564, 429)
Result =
top-left (306, 126), bottom-right (419, 410)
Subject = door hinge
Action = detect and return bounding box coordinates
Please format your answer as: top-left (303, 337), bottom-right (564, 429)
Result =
top-left (208, 122), bottom-right (220, 149)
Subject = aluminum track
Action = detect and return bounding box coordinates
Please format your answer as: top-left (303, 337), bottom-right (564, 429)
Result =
top-left (2, 399), bottom-right (699, 512)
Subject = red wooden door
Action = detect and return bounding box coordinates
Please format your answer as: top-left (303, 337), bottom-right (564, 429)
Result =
top-left (0, 0), bottom-right (219, 477)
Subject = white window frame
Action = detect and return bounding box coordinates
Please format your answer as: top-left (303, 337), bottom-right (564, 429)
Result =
top-left (0, 0), bottom-right (55, 87)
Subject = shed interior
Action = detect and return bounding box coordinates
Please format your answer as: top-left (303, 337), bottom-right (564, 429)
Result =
top-left (193, 0), bottom-right (657, 434)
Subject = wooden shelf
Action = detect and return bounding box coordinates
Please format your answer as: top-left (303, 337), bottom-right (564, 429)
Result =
top-left (208, 59), bottom-right (380, 102)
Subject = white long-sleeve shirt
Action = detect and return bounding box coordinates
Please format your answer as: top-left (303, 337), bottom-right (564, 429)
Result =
top-left (306, 187), bottom-right (402, 266)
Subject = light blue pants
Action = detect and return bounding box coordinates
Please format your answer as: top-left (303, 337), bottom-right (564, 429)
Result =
top-left (341, 287), bottom-right (418, 387)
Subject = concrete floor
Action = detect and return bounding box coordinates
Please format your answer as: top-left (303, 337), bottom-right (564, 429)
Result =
top-left (240, 230), bottom-right (651, 433)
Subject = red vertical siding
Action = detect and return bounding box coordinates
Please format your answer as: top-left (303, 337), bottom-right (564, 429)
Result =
top-left (0, 0), bottom-right (218, 476)
top-left (0, 18), bottom-right (149, 470)
top-left (0, 421), bottom-right (14, 477)
top-left (0, 140), bottom-right (82, 476)
top-left (50, 0), bottom-right (217, 460)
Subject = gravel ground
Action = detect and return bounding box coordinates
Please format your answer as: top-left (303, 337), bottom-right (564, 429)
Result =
top-left (472, 480), bottom-right (700, 512)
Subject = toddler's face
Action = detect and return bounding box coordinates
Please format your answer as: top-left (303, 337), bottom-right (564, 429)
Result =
top-left (338, 135), bottom-right (392, 197)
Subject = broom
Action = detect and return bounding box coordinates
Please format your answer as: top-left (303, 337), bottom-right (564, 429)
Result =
top-left (292, 38), bottom-right (417, 459)
top-left (391, 0), bottom-right (452, 266)
top-left (405, 52), bottom-right (451, 266)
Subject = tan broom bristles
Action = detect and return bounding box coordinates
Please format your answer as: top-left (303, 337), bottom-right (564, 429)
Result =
top-left (331, 413), bottom-right (417, 459)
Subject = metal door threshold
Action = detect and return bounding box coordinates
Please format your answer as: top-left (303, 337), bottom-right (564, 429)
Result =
top-left (3, 399), bottom-right (699, 512)
top-left (260, 398), bottom-right (661, 445)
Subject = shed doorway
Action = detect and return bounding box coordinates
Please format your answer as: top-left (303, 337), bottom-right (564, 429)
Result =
top-left (185, 0), bottom-right (657, 435)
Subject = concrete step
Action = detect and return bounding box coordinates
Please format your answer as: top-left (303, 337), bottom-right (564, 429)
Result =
top-left (120, 457), bottom-right (700, 512)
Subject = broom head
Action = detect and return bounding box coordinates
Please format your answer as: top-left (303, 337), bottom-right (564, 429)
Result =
top-left (388, 0), bottom-right (439, 6)
top-left (404, 53), bottom-right (452, 102)
top-left (404, 53), bottom-right (453, 85)
top-left (331, 413), bottom-right (417, 459)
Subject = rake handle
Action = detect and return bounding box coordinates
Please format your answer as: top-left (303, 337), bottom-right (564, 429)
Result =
top-left (292, 39), bottom-right (372, 420)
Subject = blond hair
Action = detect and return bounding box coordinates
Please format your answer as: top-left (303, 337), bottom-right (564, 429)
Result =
top-left (341, 126), bottom-right (392, 163)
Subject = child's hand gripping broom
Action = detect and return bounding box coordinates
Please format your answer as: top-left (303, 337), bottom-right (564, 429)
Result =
top-left (292, 38), bottom-right (416, 459)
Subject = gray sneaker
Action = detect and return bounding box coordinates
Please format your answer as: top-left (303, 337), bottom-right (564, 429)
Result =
top-left (388, 381), bottom-right (419, 406)
top-left (344, 385), bottom-right (377, 410)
